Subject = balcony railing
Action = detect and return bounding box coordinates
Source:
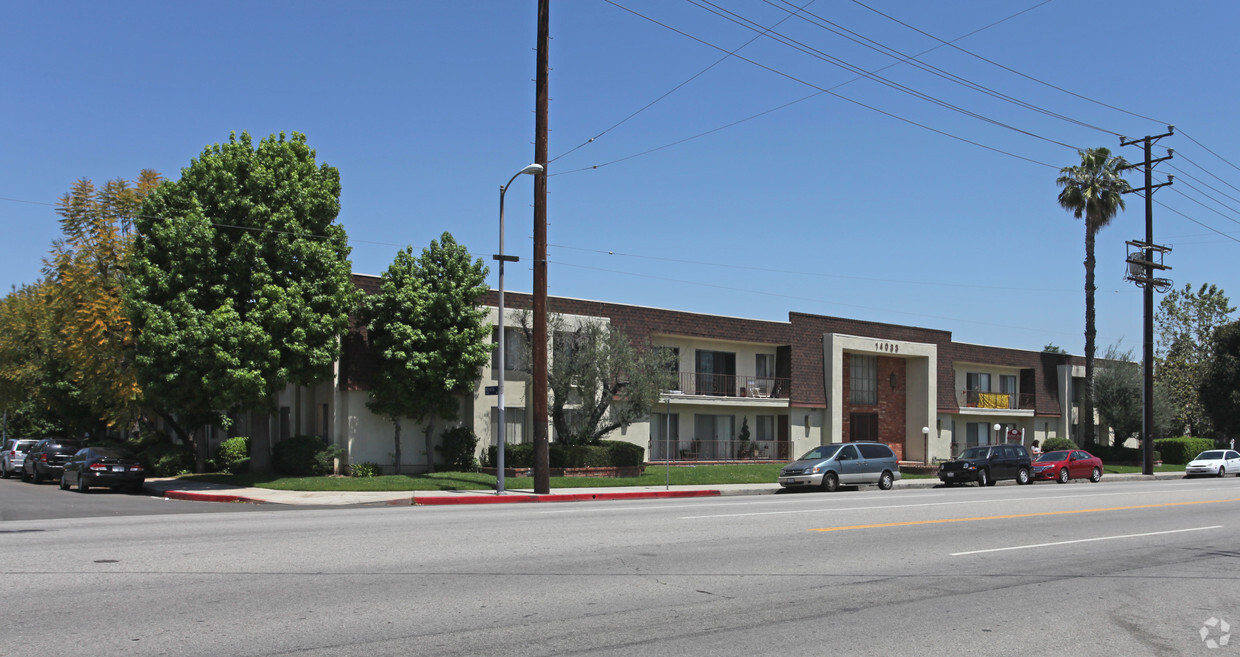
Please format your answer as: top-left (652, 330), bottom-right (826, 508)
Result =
top-left (672, 372), bottom-right (790, 399)
top-left (958, 389), bottom-right (1035, 410)
top-left (648, 439), bottom-right (791, 461)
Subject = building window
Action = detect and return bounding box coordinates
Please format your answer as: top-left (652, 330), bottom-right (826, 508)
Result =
top-left (491, 327), bottom-right (529, 373)
top-left (1000, 375), bottom-right (1017, 394)
top-left (694, 414), bottom-right (735, 459)
top-left (755, 415), bottom-right (775, 441)
top-left (652, 413), bottom-right (679, 459)
top-left (850, 354), bottom-right (877, 405)
top-left (966, 422), bottom-right (993, 448)
top-left (490, 407), bottom-right (526, 446)
top-left (695, 349), bottom-right (736, 396)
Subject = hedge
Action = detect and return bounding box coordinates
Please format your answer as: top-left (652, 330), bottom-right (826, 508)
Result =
top-left (1154, 437), bottom-right (1214, 465)
top-left (484, 440), bottom-right (646, 469)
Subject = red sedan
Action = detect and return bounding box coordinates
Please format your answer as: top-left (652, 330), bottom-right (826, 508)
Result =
top-left (1031, 449), bottom-right (1103, 483)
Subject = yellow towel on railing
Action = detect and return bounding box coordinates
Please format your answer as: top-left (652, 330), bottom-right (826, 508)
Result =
top-left (978, 392), bottom-right (1010, 409)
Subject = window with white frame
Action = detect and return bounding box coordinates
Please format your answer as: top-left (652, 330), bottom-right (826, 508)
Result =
top-left (850, 354), bottom-right (877, 405)
top-left (491, 327), bottom-right (529, 373)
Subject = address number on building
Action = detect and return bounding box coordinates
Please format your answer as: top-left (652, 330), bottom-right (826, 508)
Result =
top-left (875, 342), bottom-right (899, 353)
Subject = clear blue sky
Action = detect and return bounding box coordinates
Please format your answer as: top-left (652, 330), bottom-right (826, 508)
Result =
top-left (4, 1), bottom-right (1238, 355)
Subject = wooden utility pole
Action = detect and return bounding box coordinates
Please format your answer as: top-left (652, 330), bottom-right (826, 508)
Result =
top-left (532, 0), bottom-right (551, 494)
top-left (1120, 126), bottom-right (1174, 477)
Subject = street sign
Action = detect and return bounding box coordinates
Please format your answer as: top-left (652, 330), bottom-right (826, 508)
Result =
top-left (484, 385), bottom-right (498, 396)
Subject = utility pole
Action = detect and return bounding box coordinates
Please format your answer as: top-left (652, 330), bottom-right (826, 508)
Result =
top-left (1120, 126), bottom-right (1174, 477)
top-left (532, 0), bottom-right (551, 494)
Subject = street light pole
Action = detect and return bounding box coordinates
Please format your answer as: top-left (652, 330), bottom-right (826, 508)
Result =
top-left (664, 390), bottom-right (682, 490)
top-left (495, 163), bottom-right (543, 495)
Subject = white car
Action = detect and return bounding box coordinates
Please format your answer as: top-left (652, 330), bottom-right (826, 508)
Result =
top-left (1185, 450), bottom-right (1240, 478)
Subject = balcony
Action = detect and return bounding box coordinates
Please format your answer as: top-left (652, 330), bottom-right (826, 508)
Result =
top-left (958, 389), bottom-right (1035, 410)
top-left (672, 372), bottom-right (790, 399)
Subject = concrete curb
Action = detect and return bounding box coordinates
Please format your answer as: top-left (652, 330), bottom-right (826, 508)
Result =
top-left (156, 489), bottom-right (266, 504)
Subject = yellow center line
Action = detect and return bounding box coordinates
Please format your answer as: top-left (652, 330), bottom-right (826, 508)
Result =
top-left (810, 497), bottom-right (1240, 532)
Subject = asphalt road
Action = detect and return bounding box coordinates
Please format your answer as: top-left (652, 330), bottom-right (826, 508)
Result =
top-left (0, 475), bottom-right (325, 520)
top-left (4, 478), bottom-right (1240, 656)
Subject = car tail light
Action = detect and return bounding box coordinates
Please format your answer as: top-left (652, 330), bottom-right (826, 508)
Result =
top-left (89, 463), bottom-right (109, 471)
top-left (129, 465), bottom-right (144, 472)
top-left (40, 453), bottom-right (48, 463)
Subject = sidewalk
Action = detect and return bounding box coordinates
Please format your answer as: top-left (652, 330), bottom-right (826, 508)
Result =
top-left (142, 472), bottom-right (1187, 507)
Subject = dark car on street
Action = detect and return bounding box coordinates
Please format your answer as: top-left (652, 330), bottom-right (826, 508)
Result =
top-left (59, 446), bottom-right (146, 493)
top-left (22, 438), bottom-right (84, 484)
top-left (938, 444), bottom-right (1033, 487)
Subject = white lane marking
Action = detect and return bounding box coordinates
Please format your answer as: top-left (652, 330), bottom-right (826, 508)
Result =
top-left (950, 525), bottom-right (1223, 556)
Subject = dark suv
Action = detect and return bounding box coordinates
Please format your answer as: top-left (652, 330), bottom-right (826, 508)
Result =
top-left (22, 438), bottom-right (84, 484)
top-left (938, 444), bottom-right (1032, 487)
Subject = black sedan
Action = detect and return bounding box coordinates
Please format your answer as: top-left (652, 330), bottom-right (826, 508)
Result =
top-left (60, 447), bottom-right (146, 493)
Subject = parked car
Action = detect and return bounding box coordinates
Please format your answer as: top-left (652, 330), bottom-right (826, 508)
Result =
top-left (778, 441), bottom-right (901, 492)
top-left (60, 446), bottom-right (146, 493)
top-left (1, 438), bottom-right (37, 478)
top-left (1032, 449), bottom-right (1103, 483)
top-left (938, 444), bottom-right (1032, 486)
top-left (1185, 450), bottom-right (1240, 478)
top-left (21, 438), bottom-right (84, 484)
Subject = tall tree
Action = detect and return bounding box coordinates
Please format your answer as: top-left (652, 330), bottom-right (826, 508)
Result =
top-left (47, 171), bottom-right (162, 430)
top-left (522, 313), bottom-right (678, 446)
top-left (126, 132), bottom-right (356, 470)
top-left (1199, 320), bottom-right (1240, 439)
top-left (1057, 147), bottom-right (1132, 446)
top-left (362, 233), bottom-right (491, 473)
top-left (0, 282), bottom-right (89, 436)
top-left (1156, 283), bottom-right (1236, 436)
top-left (1094, 343), bottom-right (1142, 445)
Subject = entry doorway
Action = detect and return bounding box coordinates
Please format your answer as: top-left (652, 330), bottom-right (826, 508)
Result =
top-left (849, 412), bottom-right (878, 442)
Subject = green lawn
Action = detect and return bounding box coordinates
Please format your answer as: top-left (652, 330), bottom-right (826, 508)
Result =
top-left (176, 461), bottom-right (1188, 492)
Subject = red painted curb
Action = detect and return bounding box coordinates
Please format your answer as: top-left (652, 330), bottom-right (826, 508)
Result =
top-left (159, 490), bottom-right (263, 504)
top-left (413, 489), bottom-right (721, 506)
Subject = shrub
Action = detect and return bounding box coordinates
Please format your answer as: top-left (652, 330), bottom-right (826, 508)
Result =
top-left (230, 457), bottom-right (251, 475)
top-left (215, 436), bottom-right (250, 473)
top-left (1041, 437), bottom-right (1079, 453)
top-left (436, 426), bottom-right (480, 472)
top-left (485, 443), bottom-right (535, 469)
top-left (140, 443), bottom-right (194, 477)
top-left (273, 435), bottom-right (341, 476)
top-left (603, 440), bottom-right (645, 467)
top-left (1154, 437), bottom-right (1214, 465)
top-left (349, 462), bottom-right (381, 478)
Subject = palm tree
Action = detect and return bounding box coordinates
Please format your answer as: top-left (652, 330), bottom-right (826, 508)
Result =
top-left (1057, 147), bottom-right (1132, 447)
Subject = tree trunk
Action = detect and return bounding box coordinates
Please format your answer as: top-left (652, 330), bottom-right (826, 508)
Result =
top-left (1083, 227), bottom-right (1097, 448)
top-left (424, 418), bottom-right (436, 473)
top-left (392, 417), bottom-right (401, 475)
top-left (159, 412), bottom-right (202, 473)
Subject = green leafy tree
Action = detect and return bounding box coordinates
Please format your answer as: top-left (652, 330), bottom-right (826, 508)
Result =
top-left (0, 282), bottom-right (91, 436)
top-left (362, 234), bottom-right (491, 473)
top-left (1199, 320), bottom-right (1240, 438)
top-left (1155, 283), bottom-right (1235, 437)
top-left (522, 313), bottom-right (677, 446)
top-left (46, 171), bottom-right (162, 430)
top-left (1057, 147), bottom-right (1132, 446)
top-left (126, 132), bottom-right (356, 470)
top-left (1094, 343), bottom-right (1141, 445)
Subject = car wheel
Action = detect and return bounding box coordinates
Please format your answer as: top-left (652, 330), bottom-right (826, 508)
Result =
top-left (1090, 467), bottom-right (1102, 483)
top-left (31, 468), bottom-right (43, 484)
top-left (878, 471), bottom-right (894, 490)
top-left (0, 464), bottom-right (9, 479)
top-left (821, 472), bottom-right (839, 493)
top-left (1057, 467), bottom-right (1069, 484)
top-left (78, 476), bottom-right (89, 493)
top-left (20, 465), bottom-right (30, 482)
top-left (1218, 467), bottom-right (1227, 478)
top-left (977, 469), bottom-right (989, 487)
top-left (59, 474), bottom-right (69, 490)
top-left (1016, 468), bottom-right (1031, 485)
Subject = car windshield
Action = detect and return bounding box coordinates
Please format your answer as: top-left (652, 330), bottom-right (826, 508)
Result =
top-left (15, 442), bottom-right (35, 452)
top-left (51, 441), bottom-right (83, 452)
top-left (1196, 451), bottom-right (1224, 460)
top-left (958, 447), bottom-right (989, 460)
top-left (92, 448), bottom-right (134, 459)
top-left (1037, 451), bottom-right (1070, 462)
top-left (798, 444), bottom-right (841, 461)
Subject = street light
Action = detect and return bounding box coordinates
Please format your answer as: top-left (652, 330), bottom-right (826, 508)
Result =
top-left (664, 390), bottom-right (682, 490)
top-left (495, 163), bottom-right (543, 495)
top-left (993, 423), bottom-right (1002, 446)
top-left (922, 426), bottom-right (930, 464)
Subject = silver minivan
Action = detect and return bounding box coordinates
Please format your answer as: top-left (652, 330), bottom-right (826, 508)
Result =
top-left (778, 442), bottom-right (902, 492)
top-left (1, 439), bottom-right (37, 479)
